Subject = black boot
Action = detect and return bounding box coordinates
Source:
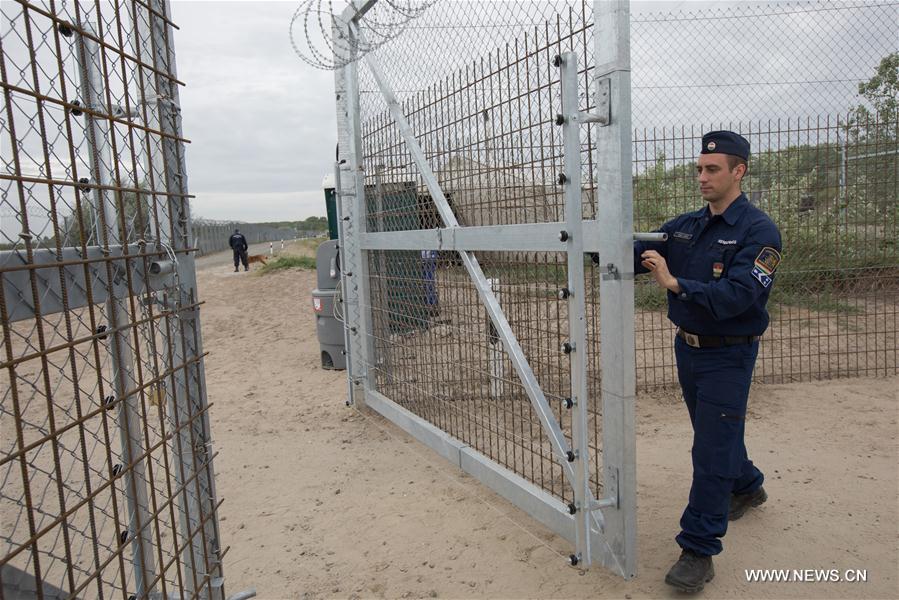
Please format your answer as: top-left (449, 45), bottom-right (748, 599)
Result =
top-left (234, 266), bottom-right (238, 272)
top-left (665, 549), bottom-right (715, 593)
top-left (729, 486), bottom-right (767, 521)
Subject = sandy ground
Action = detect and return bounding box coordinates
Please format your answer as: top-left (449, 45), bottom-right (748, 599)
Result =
top-left (196, 241), bottom-right (898, 600)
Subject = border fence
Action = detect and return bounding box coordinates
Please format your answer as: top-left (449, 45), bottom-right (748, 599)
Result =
top-left (2, 1), bottom-right (225, 598)
top-left (324, 0), bottom-right (897, 577)
top-left (189, 219), bottom-right (310, 257)
top-left (2, 0), bottom-right (896, 593)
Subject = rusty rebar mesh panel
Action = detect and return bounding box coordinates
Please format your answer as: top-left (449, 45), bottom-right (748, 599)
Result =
top-left (2, 1), bottom-right (221, 598)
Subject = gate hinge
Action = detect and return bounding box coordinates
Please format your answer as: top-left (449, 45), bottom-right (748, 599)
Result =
top-left (600, 263), bottom-right (634, 281)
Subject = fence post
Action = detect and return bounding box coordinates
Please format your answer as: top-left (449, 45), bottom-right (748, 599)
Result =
top-left (593, 0), bottom-right (638, 578)
top-left (335, 161), bottom-right (356, 406)
top-left (76, 20), bottom-right (157, 596)
top-left (335, 14), bottom-right (377, 405)
top-left (146, 1), bottom-right (226, 595)
top-left (558, 51), bottom-right (593, 567)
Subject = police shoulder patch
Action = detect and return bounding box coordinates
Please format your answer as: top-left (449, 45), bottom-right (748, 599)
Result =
top-left (751, 266), bottom-right (773, 288)
top-left (754, 247), bottom-right (781, 274)
top-left (751, 246), bottom-right (781, 288)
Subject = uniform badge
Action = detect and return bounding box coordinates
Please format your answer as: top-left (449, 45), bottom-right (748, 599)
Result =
top-left (712, 262), bottom-right (724, 278)
top-left (707, 141), bottom-right (716, 151)
top-left (751, 246), bottom-right (781, 288)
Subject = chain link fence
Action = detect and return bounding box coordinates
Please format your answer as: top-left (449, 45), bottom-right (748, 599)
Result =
top-left (189, 219), bottom-right (313, 257)
top-left (1, 1), bottom-right (225, 597)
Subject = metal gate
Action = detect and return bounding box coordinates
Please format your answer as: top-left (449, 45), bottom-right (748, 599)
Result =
top-left (1, 1), bottom-right (224, 597)
top-left (329, 0), bottom-right (655, 576)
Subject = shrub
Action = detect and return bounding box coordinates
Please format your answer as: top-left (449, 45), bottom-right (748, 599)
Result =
top-left (257, 255), bottom-right (316, 274)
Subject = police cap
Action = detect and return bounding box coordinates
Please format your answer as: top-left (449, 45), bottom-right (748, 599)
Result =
top-left (700, 130), bottom-right (750, 160)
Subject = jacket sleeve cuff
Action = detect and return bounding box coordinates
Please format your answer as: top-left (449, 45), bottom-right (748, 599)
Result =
top-left (675, 277), bottom-right (696, 301)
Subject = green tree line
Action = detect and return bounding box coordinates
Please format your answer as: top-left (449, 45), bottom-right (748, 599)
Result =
top-left (635, 53), bottom-right (897, 268)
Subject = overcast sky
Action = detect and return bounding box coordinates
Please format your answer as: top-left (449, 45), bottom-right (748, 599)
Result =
top-left (171, 1), bottom-right (336, 222)
top-left (168, 0), bottom-right (894, 224)
top-left (0, 0), bottom-right (890, 246)
top-left (169, 0), bottom-right (701, 223)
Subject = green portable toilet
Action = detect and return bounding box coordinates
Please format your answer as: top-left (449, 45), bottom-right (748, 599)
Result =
top-left (322, 173), bottom-right (339, 240)
top-left (367, 181), bottom-right (439, 334)
top-left (323, 177), bottom-right (439, 335)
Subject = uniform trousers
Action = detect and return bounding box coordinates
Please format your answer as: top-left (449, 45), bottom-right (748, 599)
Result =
top-left (233, 249), bottom-right (248, 269)
top-left (673, 335), bottom-right (764, 556)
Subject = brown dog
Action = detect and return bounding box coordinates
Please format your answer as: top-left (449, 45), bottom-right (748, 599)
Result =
top-left (247, 254), bottom-right (268, 266)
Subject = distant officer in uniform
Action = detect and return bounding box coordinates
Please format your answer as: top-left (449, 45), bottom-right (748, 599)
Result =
top-left (229, 228), bottom-right (249, 272)
top-left (634, 131), bottom-right (782, 593)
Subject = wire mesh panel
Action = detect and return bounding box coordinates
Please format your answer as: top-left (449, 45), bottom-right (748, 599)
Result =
top-left (1, 1), bottom-right (225, 598)
top-left (368, 250), bottom-right (583, 499)
top-left (356, 0), bottom-right (598, 500)
top-left (366, 248), bottom-right (618, 504)
top-left (358, 1), bottom-right (595, 229)
top-left (332, 0), bottom-right (634, 573)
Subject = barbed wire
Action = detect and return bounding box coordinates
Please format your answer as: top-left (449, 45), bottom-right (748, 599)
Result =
top-left (289, 0), bottom-right (437, 70)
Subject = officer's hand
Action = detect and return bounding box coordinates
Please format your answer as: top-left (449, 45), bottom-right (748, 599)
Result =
top-left (640, 250), bottom-right (664, 272)
top-left (641, 250), bottom-right (679, 292)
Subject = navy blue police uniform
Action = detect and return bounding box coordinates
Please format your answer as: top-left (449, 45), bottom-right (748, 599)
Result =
top-left (634, 131), bottom-right (782, 557)
top-left (229, 230), bottom-right (249, 271)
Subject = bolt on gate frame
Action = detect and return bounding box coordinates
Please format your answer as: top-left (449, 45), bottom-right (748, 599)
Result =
top-left (333, 0), bottom-right (662, 575)
top-left (1, 0), bottom-right (225, 597)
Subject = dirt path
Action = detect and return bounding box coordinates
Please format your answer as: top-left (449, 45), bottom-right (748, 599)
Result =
top-left (195, 242), bottom-right (898, 599)
top-left (196, 241), bottom-right (277, 271)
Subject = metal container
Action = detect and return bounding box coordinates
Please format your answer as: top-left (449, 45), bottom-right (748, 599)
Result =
top-left (315, 239), bottom-right (341, 291)
top-left (313, 239), bottom-right (346, 369)
top-left (312, 289), bottom-right (346, 369)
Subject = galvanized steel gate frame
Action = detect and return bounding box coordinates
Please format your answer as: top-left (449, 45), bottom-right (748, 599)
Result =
top-left (334, 0), bottom-right (658, 577)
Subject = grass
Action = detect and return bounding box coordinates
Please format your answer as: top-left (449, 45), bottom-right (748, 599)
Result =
top-left (769, 288), bottom-right (861, 316)
top-left (635, 283), bottom-right (668, 311)
top-left (290, 237), bottom-right (324, 257)
top-left (256, 255), bottom-right (316, 274)
top-left (482, 262), bottom-right (568, 286)
top-left (634, 278), bottom-right (865, 316)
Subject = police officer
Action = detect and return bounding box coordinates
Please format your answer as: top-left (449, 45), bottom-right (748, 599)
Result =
top-left (229, 228), bottom-right (249, 272)
top-left (634, 131), bottom-right (782, 592)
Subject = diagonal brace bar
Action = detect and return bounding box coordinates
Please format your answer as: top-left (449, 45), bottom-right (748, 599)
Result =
top-left (360, 45), bottom-right (579, 488)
